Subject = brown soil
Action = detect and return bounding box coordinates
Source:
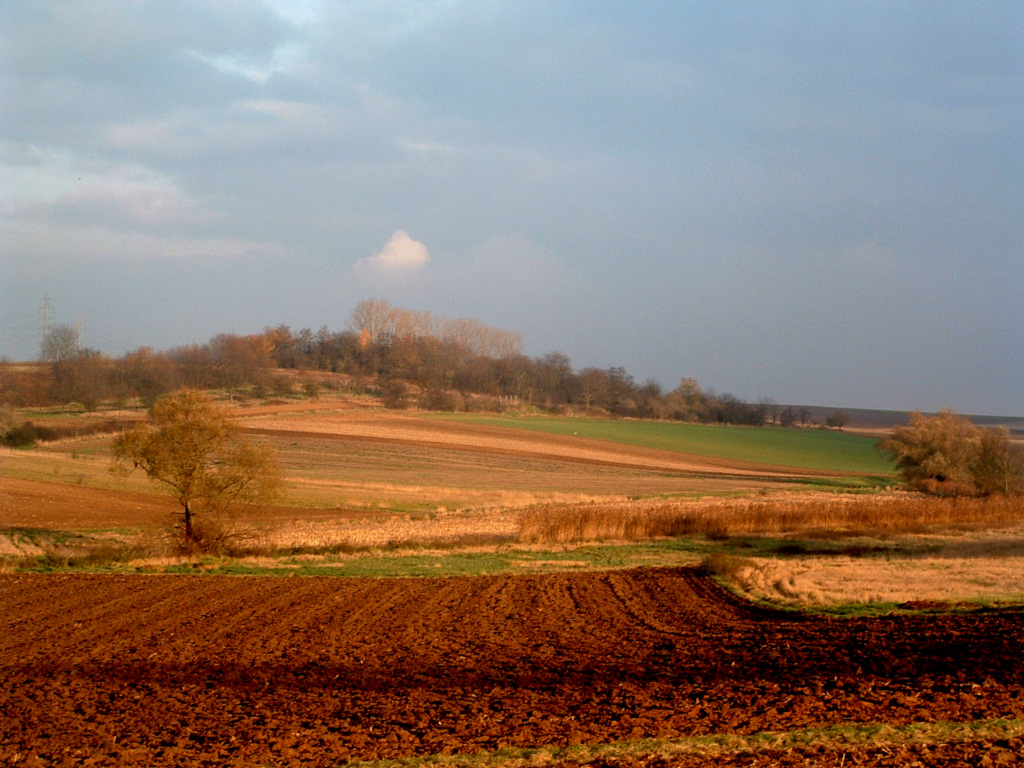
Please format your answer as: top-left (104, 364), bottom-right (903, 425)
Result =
top-left (0, 477), bottom-right (379, 530)
top-left (0, 477), bottom-right (180, 529)
top-left (2, 568), bottom-right (1023, 767)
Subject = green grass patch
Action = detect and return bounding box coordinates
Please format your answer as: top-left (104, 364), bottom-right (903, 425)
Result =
top-left (437, 414), bottom-right (896, 474)
top-left (7, 538), bottom-right (711, 578)
top-left (156, 540), bottom-right (710, 578)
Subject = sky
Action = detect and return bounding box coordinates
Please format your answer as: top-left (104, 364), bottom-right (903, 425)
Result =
top-left (1, 2), bottom-right (1022, 416)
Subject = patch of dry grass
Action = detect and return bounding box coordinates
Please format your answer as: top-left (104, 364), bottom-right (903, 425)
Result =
top-left (707, 548), bottom-right (1024, 607)
top-left (256, 510), bottom-right (518, 552)
top-left (517, 493), bottom-right (1024, 544)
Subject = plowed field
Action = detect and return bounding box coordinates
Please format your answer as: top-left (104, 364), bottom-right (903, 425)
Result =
top-left (2, 568), bottom-right (1023, 767)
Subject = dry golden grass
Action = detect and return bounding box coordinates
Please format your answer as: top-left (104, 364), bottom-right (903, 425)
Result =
top-left (256, 510), bottom-right (519, 551)
top-left (517, 493), bottom-right (1024, 544)
top-left (705, 548), bottom-right (1024, 607)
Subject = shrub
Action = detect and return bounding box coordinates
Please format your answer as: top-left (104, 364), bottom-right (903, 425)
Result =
top-left (881, 409), bottom-right (1024, 496)
top-left (301, 376), bottom-right (320, 399)
top-left (419, 388), bottom-right (463, 412)
top-left (380, 379), bottom-right (410, 409)
top-left (971, 427), bottom-right (1024, 496)
top-left (2, 421), bottom-right (39, 447)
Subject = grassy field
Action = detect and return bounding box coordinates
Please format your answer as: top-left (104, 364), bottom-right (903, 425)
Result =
top-left (439, 414), bottom-right (896, 474)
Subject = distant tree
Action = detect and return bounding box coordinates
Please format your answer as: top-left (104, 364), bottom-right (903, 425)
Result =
top-left (111, 390), bottom-right (282, 545)
top-left (971, 427), bottom-right (1024, 496)
top-left (605, 366), bottom-right (638, 416)
top-left (534, 352), bottom-right (575, 407)
top-left (637, 379), bottom-right (666, 418)
top-left (779, 406), bottom-right (797, 427)
top-left (349, 298), bottom-right (395, 345)
top-left (826, 411), bottom-right (850, 430)
top-left (115, 347), bottom-right (176, 408)
top-left (667, 377), bottom-right (708, 422)
top-left (712, 393), bottom-right (765, 426)
top-left (40, 323), bottom-right (79, 362)
top-left (208, 333), bottom-right (273, 390)
top-left (577, 368), bottom-right (610, 412)
top-left (877, 409), bottom-right (1024, 496)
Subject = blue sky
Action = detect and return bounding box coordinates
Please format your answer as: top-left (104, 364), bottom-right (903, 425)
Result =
top-left (2, 1), bottom-right (1022, 415)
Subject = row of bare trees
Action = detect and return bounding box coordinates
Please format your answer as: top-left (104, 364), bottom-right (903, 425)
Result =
top-left (349, 299), bottom-right (523, 358)
top-left (3, 301), bottom-right (774, 425)
top-left (1, 332), bottom-right (280, 411)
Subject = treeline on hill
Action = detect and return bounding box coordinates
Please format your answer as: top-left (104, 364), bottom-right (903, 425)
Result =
top-left (2, 298), bottom-right (777, 425)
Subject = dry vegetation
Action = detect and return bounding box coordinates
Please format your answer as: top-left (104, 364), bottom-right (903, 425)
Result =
top-left (518, 494), bottom-right (1024, 609)
top-left (516, 493), bottom-right (1024, 543)
top-left (705, 550), bottom-right (1024, 608)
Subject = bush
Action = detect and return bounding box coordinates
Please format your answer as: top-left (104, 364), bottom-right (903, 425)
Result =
top-left (972, 427), bottom-right (1024, 496)
top-left (2, 421), bottom-right (39, 447)
top-left (0, 419), bottom-right (64, 447)
top-left (419, 388), bottom-right (463, 412)
top-left (881, 409), bottom-right (1024, 497)
top-left (380, 379), bottom-right (410, 409)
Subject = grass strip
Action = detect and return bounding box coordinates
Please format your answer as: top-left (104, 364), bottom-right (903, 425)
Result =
top-left (339, 718), bottom-right (1024, 768)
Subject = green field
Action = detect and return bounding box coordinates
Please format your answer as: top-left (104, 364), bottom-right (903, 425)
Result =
top-left (438, 414), bottom-right (897, 475)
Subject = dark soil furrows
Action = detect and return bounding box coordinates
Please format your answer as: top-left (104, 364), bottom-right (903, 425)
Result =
top-left (2, 568), bottom-right (1023, 767)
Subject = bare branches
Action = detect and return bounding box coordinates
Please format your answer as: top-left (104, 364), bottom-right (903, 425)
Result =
top-left (111, 389), bottom-right (282, 544)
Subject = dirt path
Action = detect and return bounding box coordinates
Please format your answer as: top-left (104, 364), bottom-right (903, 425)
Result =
top-left (2, 568), bottom-right (1023, 766)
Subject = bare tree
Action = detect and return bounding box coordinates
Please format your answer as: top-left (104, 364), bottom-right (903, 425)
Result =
top-left (40, 323), bottom-right (79, 362)
top-left (112, 390), bottom-right (282, 545)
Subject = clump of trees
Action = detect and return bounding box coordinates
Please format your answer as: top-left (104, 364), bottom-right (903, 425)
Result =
top-left (111, 390), bottom-right (282, 547)
top-left (2, 298), bottom-right (787, 426)
top-left (881, 409), bottom-right (1024, 497)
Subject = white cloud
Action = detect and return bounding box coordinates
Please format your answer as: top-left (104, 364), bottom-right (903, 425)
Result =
top-left (355, 230), bottom-right (430, 276)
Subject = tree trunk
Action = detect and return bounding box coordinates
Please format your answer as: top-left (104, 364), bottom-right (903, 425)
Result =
top-left (183, 500), bottom-right (193, 543)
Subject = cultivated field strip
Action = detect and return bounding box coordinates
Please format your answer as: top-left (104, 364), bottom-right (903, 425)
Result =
top-left (242, 415), bottom-right (802, 476)
top-left (2, 569), bottom-right (1023, 767)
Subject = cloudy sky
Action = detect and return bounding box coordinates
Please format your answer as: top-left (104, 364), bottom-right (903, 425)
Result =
top-left (2, 2), bottom-right (1021, 415)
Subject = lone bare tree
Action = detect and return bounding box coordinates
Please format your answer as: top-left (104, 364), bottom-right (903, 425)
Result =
top-left (112, 389), bottom-right (282, 545)
top-left (40, 323), bottom-right (79, 362)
